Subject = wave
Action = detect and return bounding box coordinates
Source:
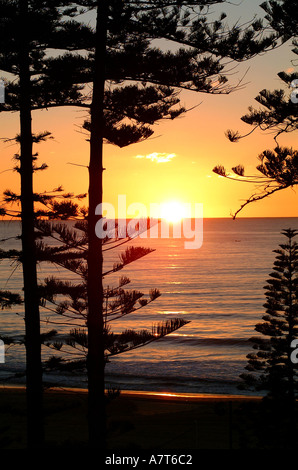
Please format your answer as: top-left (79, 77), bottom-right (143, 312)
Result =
top-left (104, 371), bottom-right (258, 396)
top-left (165, 336), bottom-right (253, 347)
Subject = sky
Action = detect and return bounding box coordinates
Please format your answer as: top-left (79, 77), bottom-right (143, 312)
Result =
top-left (0, 1), bottom-right (297, 219)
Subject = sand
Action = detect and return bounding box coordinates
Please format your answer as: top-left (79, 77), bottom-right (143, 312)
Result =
top-left (0, 385), bottom-right (269, 450)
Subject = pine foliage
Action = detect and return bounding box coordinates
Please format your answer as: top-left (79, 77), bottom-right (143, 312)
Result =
top-left (212, 0), bottom-right (298, 217)
top-left (35, 218), bottom-right (190, 371)
top-left (212, 73), bottom-right (298, 217)
top-left (240, 229), bottom-right (298, 402)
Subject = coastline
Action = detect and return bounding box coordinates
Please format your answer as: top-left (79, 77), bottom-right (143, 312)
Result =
top-left (0, 384), bottom-right (262, 401)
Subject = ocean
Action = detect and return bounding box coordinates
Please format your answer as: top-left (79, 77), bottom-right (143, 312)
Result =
top-left (1, 217), bottom-right (297, 396)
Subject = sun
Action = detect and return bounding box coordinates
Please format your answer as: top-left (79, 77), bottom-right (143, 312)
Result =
top-left (160, 201), bottom-right (187, 223)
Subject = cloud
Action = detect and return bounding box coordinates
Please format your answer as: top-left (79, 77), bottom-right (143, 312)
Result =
top-left (135, 152), bottom-right (176, 163)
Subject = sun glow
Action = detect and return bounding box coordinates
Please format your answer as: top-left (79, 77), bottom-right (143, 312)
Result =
top-left (160, 201), bottom-right (188, 223)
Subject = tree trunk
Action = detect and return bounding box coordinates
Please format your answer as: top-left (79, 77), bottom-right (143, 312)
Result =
top-left (87, 0), bottom-right (108, 448)
top-left (18, 0), bottom-right (44, 449)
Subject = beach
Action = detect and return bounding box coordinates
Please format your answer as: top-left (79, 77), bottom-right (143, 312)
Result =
top-left (0, 386), bottom-right (264, 450)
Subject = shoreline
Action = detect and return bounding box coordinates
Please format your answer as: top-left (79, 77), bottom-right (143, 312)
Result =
top-left (0, 384), bottom-right (262, 402)
top-left (2, 384), bottom-right (297, 450)
top-left (0, 385), bottom-right (281, 449)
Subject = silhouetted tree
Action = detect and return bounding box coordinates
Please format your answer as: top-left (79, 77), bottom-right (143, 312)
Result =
top-left (0, 0), bottom-right (92, 447)
top-left (260, 0), bottom-right (298, 46)
top-left (0, 290), bottom-right (22, 310)
top-left (213, 145), bottom-right (298, 218)
top-left (212, 0), bottom-right (298, 217)
top-left (34, 217), bottom-right (189, 337)
top-left (212, 66), bottom-right (298, 217)
top-left (34, 220), bottom-right (189, 369)
top-left (239, 228), bottom-right (298, 447)
top-left (75, 0), bottom-right (280, 447)
top-left (224, 69), bottom-right (297, 144)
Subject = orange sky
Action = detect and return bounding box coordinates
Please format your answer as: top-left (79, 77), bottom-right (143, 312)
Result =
top-left (0, 29), bottom-right (297, 219)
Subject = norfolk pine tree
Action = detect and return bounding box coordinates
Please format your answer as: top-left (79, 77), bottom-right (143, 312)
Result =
top-left (71, 0), bottom-right (281, 447)
top-left (0, 0), bottom-right (92, 447)
top-left (212, 63), bottom-right (298, 218)
top-left (19, 0), bottom-right (43, 446)
top-left (213, 0), bottom-right (298, 217)
top-left (239, 229), bottom-right (298, 447)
